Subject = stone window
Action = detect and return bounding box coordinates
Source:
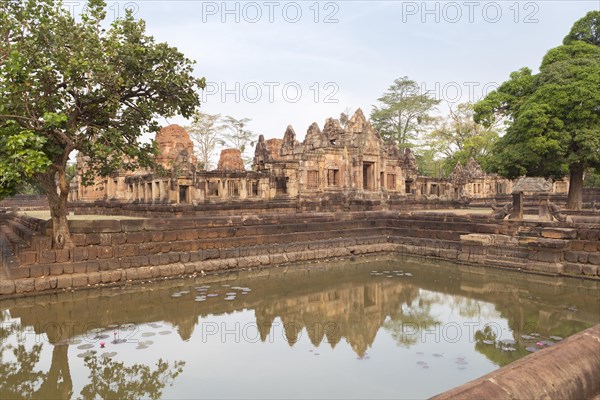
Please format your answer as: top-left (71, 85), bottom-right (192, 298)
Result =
top-left (387, 174), bottom-right (396, 190)
top-left (327, 169), bottom-right (340, 186)
top-left (250, 181), bottom-right (259, 197)
top-left (208, 181), bottom-right (219, 197)
top-left (307, 170), bottom-right (319, 189)
top-left (227, 181), bottom-right (240, 197)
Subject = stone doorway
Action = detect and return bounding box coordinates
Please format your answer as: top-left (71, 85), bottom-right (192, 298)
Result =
top-left (363, 162), bottom-right (374, 190)
top-left (179, 185), bottom-right (189, 203)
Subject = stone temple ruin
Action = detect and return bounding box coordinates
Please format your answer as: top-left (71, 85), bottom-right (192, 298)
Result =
top-left (69, 109), bottom-right (569, 205)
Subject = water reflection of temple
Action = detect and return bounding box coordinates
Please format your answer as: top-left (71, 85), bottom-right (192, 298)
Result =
top-left (1, 258), bottom-right (599, 397)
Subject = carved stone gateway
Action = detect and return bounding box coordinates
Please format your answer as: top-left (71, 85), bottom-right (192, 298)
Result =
top-left (512, 177), bottom-right (554, 221)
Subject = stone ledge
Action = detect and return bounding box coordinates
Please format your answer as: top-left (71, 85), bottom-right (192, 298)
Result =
top-left (431, 324), bottom-right (600, 400)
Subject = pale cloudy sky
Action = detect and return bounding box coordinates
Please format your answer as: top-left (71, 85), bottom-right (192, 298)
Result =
top-left (97, 1), bottom-right (598, 142)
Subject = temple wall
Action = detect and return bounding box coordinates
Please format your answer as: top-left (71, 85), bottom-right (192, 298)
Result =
top-left (1, 211), bottom-right (599, 296)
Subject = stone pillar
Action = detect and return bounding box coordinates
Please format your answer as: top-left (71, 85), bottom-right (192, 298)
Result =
top-left (539, 195), bottom-right (551, 221)
top-left (510, 191), bottom-right (523, 220)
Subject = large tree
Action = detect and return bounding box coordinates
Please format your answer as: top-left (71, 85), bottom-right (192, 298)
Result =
top-left (370, 77), bottom-right (440, 147)
top-left (220, 116), bottom-right (256, 167)
top-left (474, 11), bottom-right (600, 210)
top-left (426, 103), bottom-right (500, 176)
top-left (0, 0), bottom-right (205, 248)
top-left (186, 112), bottom-right (225, 170)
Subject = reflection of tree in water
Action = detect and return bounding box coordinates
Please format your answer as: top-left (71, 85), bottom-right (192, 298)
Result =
top-left (383, 293), bottom-right (440, 348)
top-left (79, 356), bottom-right (185, 400)
top-left (473, 326), bottom-right (527, 367)
top-left (0, 321), bottom-right (52, 399)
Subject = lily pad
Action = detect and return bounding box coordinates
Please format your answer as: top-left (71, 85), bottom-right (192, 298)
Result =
top-left (77, 343), bottom-right (95, 350)
top-left (525, 346), bottom-right (538, 353)
top-left (141, 332), bottom-right (156, 337)
top-left (77, 350), bottom-right (97, 358)
top-left (482, 340), bottom-right (495, 345)
top-left (549, 336), bottom-right (563, 341)
top-left (158, 331), bottom-right (172, 335)
top-left (207, 293), bottom-right (219, 297)
top-left (101, 352), bottom-right (117, 358)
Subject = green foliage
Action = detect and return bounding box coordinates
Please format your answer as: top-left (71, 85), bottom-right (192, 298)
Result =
top-left (474, 15), bottom-right (600, 182)
top-left (0, 0), bottom-right (205, 197)
top-left (220, 116), bottom-right (257, 167)
top-left (370, 77), bottom-right (440, 147)
top-left (424, 103), bottom-right (500, 176)
top-left (584, 167), bottom-right (600, 188)
top-left (563, 10), bottom-right (600, 46)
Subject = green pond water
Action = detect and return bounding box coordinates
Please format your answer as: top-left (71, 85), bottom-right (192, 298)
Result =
top-left (1, 256), bottom-right (599, 399)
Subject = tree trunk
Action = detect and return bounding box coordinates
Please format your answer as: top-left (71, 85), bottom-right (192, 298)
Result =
top-left (38, 168), bottom-right (73, 249)
top-left (566, 162), bottom-right (584, 211)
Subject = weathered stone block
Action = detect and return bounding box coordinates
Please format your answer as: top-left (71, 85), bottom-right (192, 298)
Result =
top-left (88, 272), bottom-right (101, 285)
top-left (582, 264), bottom-right (599, 276)
top-left (584, 242), bottom-right (599, 252)
top-left (149, 231), bottom-right (163, 242)
top-left (29, 264), bottom-right (49, 278)
top-left (39, 250), bottom-right (56, 264)
top-left (92, 220), bottom-right (122, 233)
top-left (15, 278), bottom-right (35, 293)
top-left (72, 247), bottom-right (88, 262)
top-left (86, 261), bottom-right (100, 273)
top-left (126, 232), bottom-right (145, 244)
top-left (34, 277), bottom-right (50, 291)
top-left (56, 275), bottom-right (72, 289)
top-left (72, 275), bottom-right (88, 287)
top-left (588, 253), bottom-right (600, 265)
top-left (97, 246), bottom-right (114, 259)
top-left (542, 228), bottom-right (577, 239)
top-left (63, 263), bottom-right (74, 274)
top-left (111, 233), bottom-right (127, 245)
top-left (0, 280), bottom-right (16, 295)
top-left (86, 233), bottom-right (102, 245)
top-left (49, 264), bottom-right (63, 276)
top-left (55, 249), bottom-right (70, 263)
top-left (99, 233), bottom-right (112, 246)
top-left (120, 219), bottom-right (145, 232)
top-left (71, 233), bottom-right (87, 246)
top-left (20, 251), bottom-right (38, 266)
top-left (138, 267), bottom-right (152, 280)
top-left (163, 230), bottom-right (178, 242)
top-left (125, 268), bottom-right (139, 281)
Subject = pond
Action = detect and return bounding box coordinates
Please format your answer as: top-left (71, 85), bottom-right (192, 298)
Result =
top-left (1, 255), bottom-right (598, 399)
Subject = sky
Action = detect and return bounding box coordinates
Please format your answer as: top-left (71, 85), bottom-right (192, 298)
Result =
top-left (88, 0), bottom-right (599, 143)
